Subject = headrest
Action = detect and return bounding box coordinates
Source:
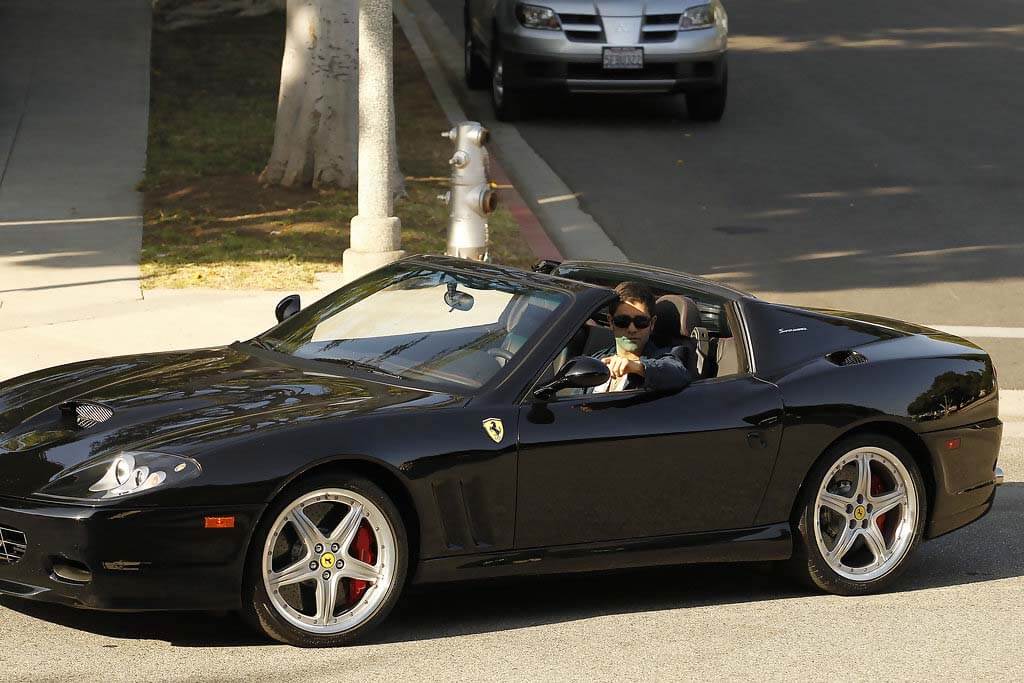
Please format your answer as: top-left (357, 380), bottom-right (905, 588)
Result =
top-left (505, 297), bottom-right (550, 335)
top-left (654, 294), bottom-right (701, 342)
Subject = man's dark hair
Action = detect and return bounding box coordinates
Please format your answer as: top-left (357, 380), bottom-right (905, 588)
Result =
top-left (611, 281), bottom-right (657, 316)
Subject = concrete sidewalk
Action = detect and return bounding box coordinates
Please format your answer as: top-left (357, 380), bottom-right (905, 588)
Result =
top-left (0, 0), bottom-right (151, 322)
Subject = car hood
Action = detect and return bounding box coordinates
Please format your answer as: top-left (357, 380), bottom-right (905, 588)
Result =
top-left (0, 345), bottom-right (447, 499)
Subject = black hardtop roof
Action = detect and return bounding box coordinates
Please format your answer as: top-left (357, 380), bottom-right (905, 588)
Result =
top-left (407, 254), bottom-right (605, 294)
top-left (408, 255), bottom-right (755, 300)
top-left (554, 259), bottom-right (757, 300)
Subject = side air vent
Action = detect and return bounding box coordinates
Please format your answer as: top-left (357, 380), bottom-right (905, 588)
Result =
top-left (60, 401), bottom-right (114, 429)
top-left (826, 350), bottom-right (868, 366)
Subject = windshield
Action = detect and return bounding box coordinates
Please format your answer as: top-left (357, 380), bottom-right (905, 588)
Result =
top-left (256, 263), bottom-right (570, 390)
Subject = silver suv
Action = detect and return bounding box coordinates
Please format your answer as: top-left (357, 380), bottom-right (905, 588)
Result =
top-left (465, 0), bottom-right (728, 121)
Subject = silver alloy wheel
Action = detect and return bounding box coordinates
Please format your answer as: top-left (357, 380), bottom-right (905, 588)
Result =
top-left (262, 488), bottom-right (396, 635)
top-left (492, 56), bottom-right (504, 106)
top-left (813, 446), bottom-right (918, 582)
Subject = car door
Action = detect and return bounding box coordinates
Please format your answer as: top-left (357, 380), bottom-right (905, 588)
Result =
top-left (515, 376), bottom-right (784, 548)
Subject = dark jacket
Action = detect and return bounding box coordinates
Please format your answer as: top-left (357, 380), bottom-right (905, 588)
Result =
top-left (590, 341), bottom-right (692, 393)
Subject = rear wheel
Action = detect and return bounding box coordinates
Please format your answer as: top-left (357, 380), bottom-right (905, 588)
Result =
top-left (491, 39), bottom-right (524, 121)
top-left (686, 65), bottom-right (728, 121)
top-left (243, 473), bottom-right (408, 647)
top-left (790, 434), bottom-right (926, 595)
top-left (465, 20), bottom-right (489, 89)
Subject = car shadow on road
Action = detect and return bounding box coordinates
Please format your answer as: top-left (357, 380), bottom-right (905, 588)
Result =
top-left (2, 484), bottom-right (1020, 648)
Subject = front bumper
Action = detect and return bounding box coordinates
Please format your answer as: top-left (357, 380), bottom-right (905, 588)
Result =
top-left (922, 418), bottom-right (1003, 538)
top-left (499, 24), bottom-right (727, 94)
top-left (0, 496), bottom-right (263, 611)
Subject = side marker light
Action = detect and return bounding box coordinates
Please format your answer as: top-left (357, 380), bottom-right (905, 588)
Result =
top-left (204, 516), bottom-right (236, 529)
top-left (945, 438), bottom-right (961, 450)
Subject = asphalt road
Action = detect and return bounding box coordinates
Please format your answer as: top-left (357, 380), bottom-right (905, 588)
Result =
top-left (1, 439), bottom-right (1021, 681)
top-left (428, 0), bottom-right (1024, 386)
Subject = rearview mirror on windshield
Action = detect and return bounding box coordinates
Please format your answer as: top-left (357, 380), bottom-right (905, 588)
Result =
top-left (444, 283), bottom-right (475, 312)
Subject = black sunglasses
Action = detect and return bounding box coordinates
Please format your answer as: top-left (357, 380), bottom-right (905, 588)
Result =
top-left (611, 314), bottom-right (651, 330)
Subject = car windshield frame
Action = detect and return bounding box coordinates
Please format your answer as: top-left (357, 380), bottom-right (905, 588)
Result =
top-left (249, 261), bottom-right (576, 394)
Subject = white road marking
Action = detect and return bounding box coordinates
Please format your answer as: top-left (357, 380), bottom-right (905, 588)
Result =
top-left (0, 215), bottom-right (142, 227)
top-left (537, 192), bottom-right (583, 205)
top-left (927, 325), bottom-right (1024, 339)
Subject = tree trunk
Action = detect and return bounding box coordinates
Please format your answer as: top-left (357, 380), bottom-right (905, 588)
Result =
top-left (260, 0), bottom-right (404, 192)
top-left (260, 0), bottom-right (357, 188)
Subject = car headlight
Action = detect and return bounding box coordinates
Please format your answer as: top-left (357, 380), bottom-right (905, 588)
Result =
top-left (515, 3), bottom-right (560, 30)
top-left (679, 3), bottom-right (717, 30)
top-left (36, 451), bottom-right (201, 502)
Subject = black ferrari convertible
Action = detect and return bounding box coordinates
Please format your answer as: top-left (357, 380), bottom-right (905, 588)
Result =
top-left (0, 256), bottom-right (1003, 646)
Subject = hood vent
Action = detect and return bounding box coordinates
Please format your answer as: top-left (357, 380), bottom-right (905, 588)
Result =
top-left (60, 401), bottom-right (114, 429)
top-left (826, 350), bottom-right (868, 367)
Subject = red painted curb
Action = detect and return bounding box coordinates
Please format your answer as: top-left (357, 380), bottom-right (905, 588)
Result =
top-left (489, 156), bottom-right (563, 261)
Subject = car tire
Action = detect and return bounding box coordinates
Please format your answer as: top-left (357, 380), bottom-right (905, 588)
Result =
top-left (789, 434), bottom-right (927, 596)
top-left (242, 471), bottom-right (408, 647)
top-left (491, 38), bottom-right (524, 121)
top-left (685, 65), bottom-right (728, 122)
top-left (464, 19), bottom-right (489, 90)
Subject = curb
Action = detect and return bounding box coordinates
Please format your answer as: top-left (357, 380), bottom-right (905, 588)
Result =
top-left (395, 0), bottom-right (626, 262)
top-left (489, 157), bottom-right (562, 260)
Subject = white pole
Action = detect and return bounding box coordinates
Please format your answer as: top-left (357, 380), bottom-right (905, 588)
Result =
top-left (343, 0), bottom-right (405, 283)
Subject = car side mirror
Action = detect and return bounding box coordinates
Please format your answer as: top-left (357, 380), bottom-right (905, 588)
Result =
top-left (275, 294), bottom-right (301, 323)
top-left (533, 356), bottom-right (610, 400)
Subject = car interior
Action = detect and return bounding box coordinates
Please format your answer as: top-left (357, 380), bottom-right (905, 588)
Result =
top-left (542, 276), bottom-right (745, 392)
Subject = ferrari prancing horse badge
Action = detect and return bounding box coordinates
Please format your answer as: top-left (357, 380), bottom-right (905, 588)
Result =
top-left (482, 418), bottom-right (504, 443)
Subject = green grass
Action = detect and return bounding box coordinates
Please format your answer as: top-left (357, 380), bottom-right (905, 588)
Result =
top-left (142, 12), bottom-right (535, 289)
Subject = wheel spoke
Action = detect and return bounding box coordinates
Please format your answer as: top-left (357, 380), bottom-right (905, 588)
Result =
top-left (269, 558), bottom-right (316, 589)
top-left (342, 557), bottom-right (382, 583)
top-left (315, 575), bottom-right (341, 625)
top-left (871, 488), bottom-right (907, 517)
top-left (861, 523), bottom-right (890, 565)
top-left (288, 507), bottom-right (323, 550)
top-left (819, 491), bottom-right (851, 515)
top-left (827, 525), bottom-right (859, 563)
top-left (328, 503), bottom-right (364, 553)
top-left (855, 452), bottom-right (872, 498)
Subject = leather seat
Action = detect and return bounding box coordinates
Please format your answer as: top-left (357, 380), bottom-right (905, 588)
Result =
top-left (498, 298), bottom-right (551, 365)
top-left (652, 294), bottom-right (700, 377)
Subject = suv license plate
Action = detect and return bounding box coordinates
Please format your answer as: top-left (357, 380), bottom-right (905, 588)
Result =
top-left (602, 47), bottom-right (643, 70)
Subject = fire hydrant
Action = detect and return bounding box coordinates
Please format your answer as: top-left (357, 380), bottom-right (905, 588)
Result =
top-left (439, 122), bottom-right (498, 261)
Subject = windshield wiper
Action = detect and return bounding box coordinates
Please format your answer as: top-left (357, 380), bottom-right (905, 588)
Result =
top-left (315, 358), bottom-right (404, 380)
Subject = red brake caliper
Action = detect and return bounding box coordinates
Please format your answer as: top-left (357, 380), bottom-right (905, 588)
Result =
top-left (871, 464), bottom-right (888, 532)
top-left (347, 521), bottom-right (376, 606)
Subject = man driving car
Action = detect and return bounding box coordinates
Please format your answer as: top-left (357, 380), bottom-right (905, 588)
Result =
top-left (591, 282), bottom-right (692, 393)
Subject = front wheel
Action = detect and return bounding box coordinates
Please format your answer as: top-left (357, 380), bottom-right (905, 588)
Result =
top-left (243, 473), bottom-right (408, 647)
top-left (790, 435), bottom-right (926, 595)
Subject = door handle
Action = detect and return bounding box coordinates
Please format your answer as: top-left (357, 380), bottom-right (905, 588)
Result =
top-left (746, 432), bottom-right (768, 449)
